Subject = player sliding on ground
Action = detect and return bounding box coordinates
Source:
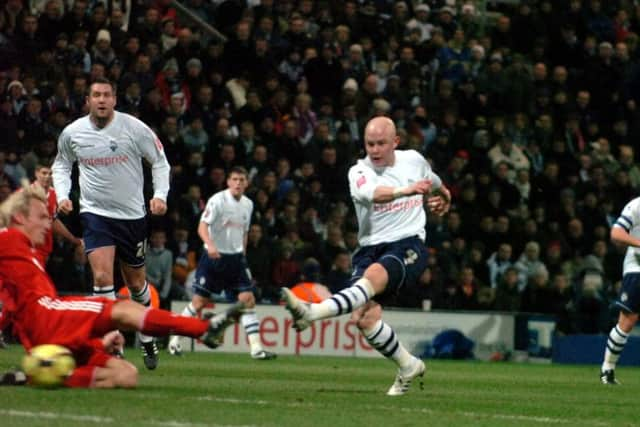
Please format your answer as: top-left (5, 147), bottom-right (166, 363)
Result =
top-left (281, 116), bottom-right (451, 396)
top-left (0, 184), bottom-right (243, 388)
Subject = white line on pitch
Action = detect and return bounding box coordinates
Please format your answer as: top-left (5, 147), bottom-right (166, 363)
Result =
top-left (0, 409), bottom-right (258, 427)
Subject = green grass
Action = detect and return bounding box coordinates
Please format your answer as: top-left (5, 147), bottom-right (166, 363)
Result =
top-left (0, 344), bottom-right (638, 427)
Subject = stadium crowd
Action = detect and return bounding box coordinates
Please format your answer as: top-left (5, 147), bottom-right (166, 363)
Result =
top-left (0, 0), bottom-right (638, 335)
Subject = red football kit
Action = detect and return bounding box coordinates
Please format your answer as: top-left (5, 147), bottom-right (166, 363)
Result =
top-left (0, 227), bottom-right (211, 387)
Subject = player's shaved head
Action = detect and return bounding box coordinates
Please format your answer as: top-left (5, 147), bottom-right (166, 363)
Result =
top-left (365, 116), bottom-right (396, 142)
top-left (363, 116), bottom-right (399, 167)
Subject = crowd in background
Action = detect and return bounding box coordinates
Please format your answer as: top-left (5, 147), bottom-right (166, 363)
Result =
top-left (1, 0), bottom-right (639, 334)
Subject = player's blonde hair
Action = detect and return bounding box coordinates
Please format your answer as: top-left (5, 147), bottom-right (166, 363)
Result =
top-left (0, 180), bottom-right (47, 227)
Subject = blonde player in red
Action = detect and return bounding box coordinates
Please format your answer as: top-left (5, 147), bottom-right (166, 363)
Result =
top-left (0, 184), bottom-right (242, 388)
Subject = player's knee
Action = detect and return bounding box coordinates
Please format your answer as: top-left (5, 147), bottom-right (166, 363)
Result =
top-left (115, 361), bottom-right (138, 388)
top-left (619, 312), bottom-right (638, 332)
top-left (238, 291), bottom-right (255, 308)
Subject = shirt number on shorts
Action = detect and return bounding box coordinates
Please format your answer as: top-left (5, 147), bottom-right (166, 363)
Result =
top-left (136, 240), bottom-right (147, 258)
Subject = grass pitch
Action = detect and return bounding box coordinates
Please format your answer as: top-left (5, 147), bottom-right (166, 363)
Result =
top-left (0, 344), bottom-right (637, 427)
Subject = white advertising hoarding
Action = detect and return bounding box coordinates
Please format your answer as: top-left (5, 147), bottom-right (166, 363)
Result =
top-left (170, 302), bottom-right (515, 360)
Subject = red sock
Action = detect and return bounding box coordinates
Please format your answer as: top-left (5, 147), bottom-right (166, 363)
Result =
top-left (64, 366), bottom-right (96, 388)
top-left (141, 308), bottom-right (209, 337)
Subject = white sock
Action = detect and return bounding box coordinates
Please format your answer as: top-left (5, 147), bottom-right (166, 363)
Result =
top-left (364, 320), bottom-right (414, 370)
top-left (602, 325), bottom-right (629, 371)
top-left (130, 282), bottom-right (153, 344)
top-left (309, 278), bottom-right (375, 320)
top-left (241, 311), bottom-right (263, 354)
top-left (93, 286), bottom-right (116, 300)
top-left (130, 281), bottom-right (151, 306)
top-left (181, 302), bottom-right (198, 317)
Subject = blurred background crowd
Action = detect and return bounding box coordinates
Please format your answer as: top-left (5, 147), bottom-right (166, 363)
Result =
top-left (0, 0), bottom-right (638, 334)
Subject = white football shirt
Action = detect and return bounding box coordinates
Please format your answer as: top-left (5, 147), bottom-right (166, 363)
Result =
top-left (201, 189), bottom-right (253, 254)
top-left (613, 197), bottom-right (640, 274)
top-left (348, 149), bottom-right (442, 246)
top-left (52, 111), bottom-right (170, 220)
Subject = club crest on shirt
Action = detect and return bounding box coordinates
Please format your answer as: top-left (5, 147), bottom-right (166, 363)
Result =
top-left (109, 139), bottom-right (118, 152)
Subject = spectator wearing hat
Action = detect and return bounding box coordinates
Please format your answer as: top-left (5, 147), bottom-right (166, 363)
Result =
top-left (184, 57), bottom-right (205, 98)
top-left (437, 5), bottom-right (458, 40)
top-left (92, 29), bottom-right (117, 68)
top-left (406, 4), bottom-right (434, 43)
top-left (155, 58), bottom-right (189, 109)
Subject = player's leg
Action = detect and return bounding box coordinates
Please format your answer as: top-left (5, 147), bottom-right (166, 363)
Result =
top-left (109, 300), bottom-right (243, 349)
top-left (238, 290), bottom-right (276, 360)
top-left (281, 247), bottom-right (379, 330)
top-left (66, 357), bottom-right (139, 389)
top-left (601, 273), bottom-right (640, 384)
top-left (81, 213), bottom-right (117, 299)
top-left (169, 253), bottom-right (216, 355)
top-left (122, 263), bottom-right (159, 369)
top-left (87, 247), bottom-right (117, 298)
top-left (353, 302), bottom-right (424, 396)
top-left (168, 294), bottom-right (209, 355)
top-left (601, 311), bottom-right (637, 384)
top-left (117, 215), bottom-right (159, 369)
top-left (234, 255), bottom-right (276, 360)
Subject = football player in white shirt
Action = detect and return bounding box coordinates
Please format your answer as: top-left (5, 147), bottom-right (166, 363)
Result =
top-left (601, 196), bottom-right (640, 385)
top-left (168, 167), bottom-right (276, 360)
top-left (282, 116), bottom-right (450, 395)
top-left (52, 78), bottom-right (170, 370)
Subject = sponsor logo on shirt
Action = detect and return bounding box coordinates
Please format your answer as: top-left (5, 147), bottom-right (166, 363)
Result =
top-left (79, 155), bottom-right (129, 166)
top-left (373, 197), bottom-right (423, 213)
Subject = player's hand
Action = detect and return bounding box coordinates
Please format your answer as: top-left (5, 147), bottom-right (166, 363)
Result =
top-left (58, 199), bottom-right (73, 215)
top-left (102, 330), bottom-right (124, 355)
top-left (411, 179), bottom-right (433, 195)
top-left (149, 198), bottom-right (167, 216)
top-left (427, 186), bottom-right (451, 216)
top-left (207, 246), bottom-right (221, 259)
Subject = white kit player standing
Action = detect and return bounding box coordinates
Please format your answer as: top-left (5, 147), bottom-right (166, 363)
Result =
top-left (52, 77), bottom-right (170, 370)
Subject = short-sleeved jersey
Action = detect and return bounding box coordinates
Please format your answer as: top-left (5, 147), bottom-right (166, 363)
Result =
top-left (52, 111), bottom-right (170, 220)
top-left (348, 149), bottom-right (442, 246)
top-left (614, 197), bottom-right (640, 275)
top-left (200, 189), bottom-right (253, 254)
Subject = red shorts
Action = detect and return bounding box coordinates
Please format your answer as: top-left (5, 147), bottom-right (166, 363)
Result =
top-left (20, 296), bottom-right (115, 355)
